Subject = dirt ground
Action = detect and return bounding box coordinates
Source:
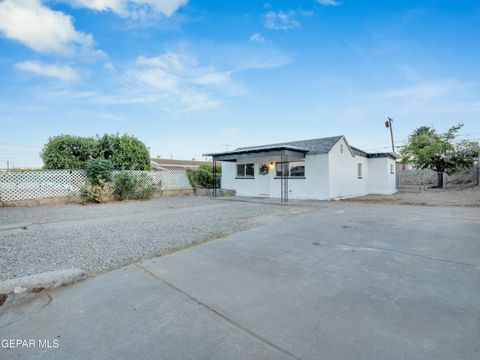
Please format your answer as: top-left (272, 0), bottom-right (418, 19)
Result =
top-left (346, 186), bottom-right (480, 207)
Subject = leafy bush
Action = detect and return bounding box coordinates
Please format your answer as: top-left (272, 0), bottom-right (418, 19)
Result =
top-left (133, 173), bottom-right (157, 199)
top-left (97, 134), bottom-right (151, 170)
top-left (113, 172), bottom-right (158, 200)
top-left (187, 164), bottom-right (221, 189)
top-left (85, 158), bottom-right (113, 185)
top-left (113, 172), bottom-right (137, 200)
top-left (194, 167), bottom-right (213, 188)
top-left (186, 168), bottom-right (195, 188)
top-left (41, 135), bottom-right (98, 169)
top-left (79, 179), bottom-right (115, 203)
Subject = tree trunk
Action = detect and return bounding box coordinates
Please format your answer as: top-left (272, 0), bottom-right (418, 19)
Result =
top-left (437, 172), bottom-right (444, 188)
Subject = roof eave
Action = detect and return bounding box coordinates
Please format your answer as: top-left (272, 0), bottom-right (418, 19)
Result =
top-left (203, 145), bottom-right (310, 157)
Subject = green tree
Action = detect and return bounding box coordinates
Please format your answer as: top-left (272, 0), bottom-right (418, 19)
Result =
top-left (97, 134), bottom-right (151, 170)
top-left (401, 124), bottom-right (479, 188)
top-left (41, 135), bottom-right (98, 169)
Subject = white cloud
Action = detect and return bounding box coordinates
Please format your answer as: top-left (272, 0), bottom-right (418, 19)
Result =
top-left (63, 0), bottom-right (188, 18)
top-left (372, 80), bottom-right (464, 100)
top-left (129, 66), bottom-right (179, 91)
top-left (235, 52), bottom-right (293, 70)
top-left (363, 79), bottom-right (480, 119)
top-left (15, 60), bottom-right (80, 81)
top-left (115, 50), bottom-right (293, 111)
top-left (0, 0), bottom-right (93, 55)
top-left (76, 52), bottom-right (230, 111)
top-left (264, 11), bottom-right (300, 31)
top-left (195, 72), bottom-right (230, 85)
top-left (250, 33), bottom-right (265, 44)
top-left (124, 52), bottom-right (236, 110)
top-left (24, 45), bottom-right (292, 113)
top-left (104, 62), bottom-right (115, 70)
top-left (317, 0), bottom-right (340, 6)
top-left (91, 48), bottom-right (293, 111)
top-left (137, 52), bottom-right (185, 70)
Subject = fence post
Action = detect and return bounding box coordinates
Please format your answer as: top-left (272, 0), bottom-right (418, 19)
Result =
top-left (396, 168), bottom-right (399, 190)
top-left (477, 153), bottom-right (480, 186)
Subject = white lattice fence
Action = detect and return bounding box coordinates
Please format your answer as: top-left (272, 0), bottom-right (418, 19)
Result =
top-left (0, 170), bottom-right (86, 202)
top-left (158, 170), bottom-right (191, 190)
top-left (0, 169), bottom-right (191, 202)
top-left (111, 170), bottom-right (191, 190)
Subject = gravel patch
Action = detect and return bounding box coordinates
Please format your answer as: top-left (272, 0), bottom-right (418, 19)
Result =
top-left (0, 197), bottom-right (219, 226)
top-left (0, 197), bottom-right (313, 280)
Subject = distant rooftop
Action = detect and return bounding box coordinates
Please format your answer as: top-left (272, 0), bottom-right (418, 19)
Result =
top-left (151, 158), bottom-right (211, 170)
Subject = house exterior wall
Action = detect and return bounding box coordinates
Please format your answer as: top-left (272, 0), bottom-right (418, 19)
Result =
top-left (220, 154), bottom-right (330, 200)
top-left (328, 138), bottom-right (369, 198)
top-left (220, 161), bottom-right (258, 196)
top-left (268, 154), bottom-right (330, 200)
top-left (368, 157), bottom-right (397, 194)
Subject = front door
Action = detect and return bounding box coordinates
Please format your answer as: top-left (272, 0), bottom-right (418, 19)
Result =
top-left (258, 164), bottom-right (270, 196)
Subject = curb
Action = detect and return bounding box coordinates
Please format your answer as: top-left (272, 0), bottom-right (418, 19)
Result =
top-left (0, 268), bottom-right (86, 308)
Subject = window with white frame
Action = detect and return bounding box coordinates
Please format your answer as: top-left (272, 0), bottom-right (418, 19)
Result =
top-left (357, 163), bottom-right (363, 179)
top-left (275, 161), bottom-right (305, 177)
top-left (237, 163), bottom-right (254, 178)
top-left (340, 144), bottom-right (344, 154)
top-left (390, 163), bottom-right (394, 174)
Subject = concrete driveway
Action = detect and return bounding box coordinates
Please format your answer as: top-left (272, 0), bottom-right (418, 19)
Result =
top-left (1, 203), bottom-right (479, 359)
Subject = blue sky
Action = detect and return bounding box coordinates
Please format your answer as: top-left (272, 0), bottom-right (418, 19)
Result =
top-left (0, 0), bottom-right (479, 167)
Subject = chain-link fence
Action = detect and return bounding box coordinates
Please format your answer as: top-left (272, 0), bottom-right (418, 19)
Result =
top-left (396, 165), bottom-right (479, 191)
top-left (0, 169), bottom-right (191, 202)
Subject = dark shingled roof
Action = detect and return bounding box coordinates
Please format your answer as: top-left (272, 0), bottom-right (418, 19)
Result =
top-left (235, 136), bottom-right (344, 155)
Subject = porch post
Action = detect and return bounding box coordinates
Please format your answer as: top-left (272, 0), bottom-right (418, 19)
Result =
top-left (212, 157), bottom-right (217, 197)
top-left (285, 154), bottom-right (288, 203)
top-left (280, 152), bottom-right (288, 204)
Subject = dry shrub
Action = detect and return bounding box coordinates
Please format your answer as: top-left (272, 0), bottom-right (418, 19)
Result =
top-left (80, 179), bottom-right (115, 203)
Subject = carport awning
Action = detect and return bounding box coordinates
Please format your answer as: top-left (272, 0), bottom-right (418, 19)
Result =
top-left (203, 145), bottom-right (309, 162)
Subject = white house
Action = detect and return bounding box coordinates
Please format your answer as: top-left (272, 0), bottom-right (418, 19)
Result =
top-left (205, 136), bottom-right (398, 201)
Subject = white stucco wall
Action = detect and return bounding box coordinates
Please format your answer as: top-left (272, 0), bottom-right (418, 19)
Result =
top-left (328, 138), bottom-right (369, 198)
top-left (220, 161), bottom-right (258, 197)
top-left (268, 154), bottom-right (330, 200)
top-left (368, 157), bottom-right (397, 194)
top-left (221, 154), bottom-right (330, 200)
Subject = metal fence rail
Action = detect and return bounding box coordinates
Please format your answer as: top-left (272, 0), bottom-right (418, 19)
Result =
top-left (0, 169), bottom-right (191, 202)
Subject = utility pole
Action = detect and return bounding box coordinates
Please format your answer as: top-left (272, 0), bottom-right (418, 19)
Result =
top-left (385, 117), bottom-right (395, 153)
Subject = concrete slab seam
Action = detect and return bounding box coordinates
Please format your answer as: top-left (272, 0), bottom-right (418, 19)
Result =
top-left (134, 263), bottom-right (302, 360)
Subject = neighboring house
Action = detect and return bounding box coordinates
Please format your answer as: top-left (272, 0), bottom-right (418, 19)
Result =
top-left (204, 136), bottom-right (399, 200)
top-left (151, 158), bottom-right (211, 171)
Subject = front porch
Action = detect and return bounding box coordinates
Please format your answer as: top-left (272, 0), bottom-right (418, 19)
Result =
top-left (205, 145), bottom-right (309, 203)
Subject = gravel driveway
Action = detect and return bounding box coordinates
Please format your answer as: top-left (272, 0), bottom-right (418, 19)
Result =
top-left (346, 186), bottom-right (480, 207)
top-left (0, 197), bottom-right (313, 280)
